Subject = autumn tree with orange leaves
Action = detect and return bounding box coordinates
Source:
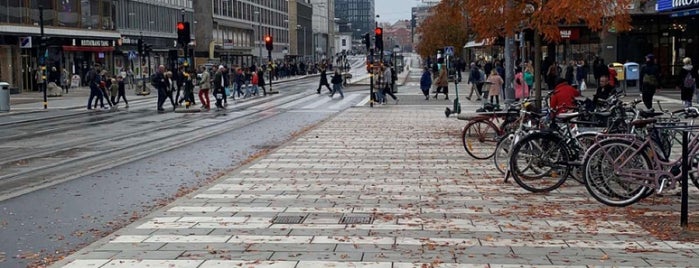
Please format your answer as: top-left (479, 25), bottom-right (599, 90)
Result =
top-left (415, 2), bottom-right (469, 59)
top-left (460, 0), bottom-right (633, 106)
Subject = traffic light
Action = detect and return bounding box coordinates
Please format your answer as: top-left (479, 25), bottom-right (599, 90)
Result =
top-left (39, 36), bottom-right (50, 48)
top-left (137, 39), bottom-right (143, 55)
top-left (264, 35), bottom-right (273, 51)
top-left (144, 43), bottom-right (153, 56)
top-left (363, 33), bottom-right (371, 50)
top-left (177, 22), bottom-right (191, 47)
top-left (374, 27), bottom-right (383, 51)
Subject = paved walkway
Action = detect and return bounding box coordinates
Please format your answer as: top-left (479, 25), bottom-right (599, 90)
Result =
top-left (51, 97), bottom-right (699, 267)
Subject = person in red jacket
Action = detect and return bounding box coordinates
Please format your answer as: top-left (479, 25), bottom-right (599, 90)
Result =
top-left (550, 78), bottom-right (580, 113)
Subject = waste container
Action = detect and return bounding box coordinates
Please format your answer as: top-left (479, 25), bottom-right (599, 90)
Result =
top-left (611, 62), bottom-right (625, 81)
top-left (624, 62), bottom-right (639, 87)
top-left (0, 82), bottom-right (10, 112)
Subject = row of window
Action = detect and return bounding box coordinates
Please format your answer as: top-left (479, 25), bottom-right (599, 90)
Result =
top-left (115, 1), bottom-right (192, 34)
top-left (0, 0), bottom-right (115, 29)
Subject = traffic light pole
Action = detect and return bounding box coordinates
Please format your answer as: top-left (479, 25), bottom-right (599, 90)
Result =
top-left (39, 5), bottom-right (47, 109)
top-left (369, 48), bottom-right (374, 108)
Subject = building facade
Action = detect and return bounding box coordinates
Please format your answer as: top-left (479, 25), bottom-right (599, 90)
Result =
top-left (334, 0), bottom-right (375, 40)
top-left (0, 0), bottom-right (121, 91)
top-left (288, 0), bottom-right (313, 61)
top-left (310, 0), bottom-right (335, 62)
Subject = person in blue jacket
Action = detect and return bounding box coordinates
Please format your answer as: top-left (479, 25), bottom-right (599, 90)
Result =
top-left (420, 67), bottom-right (432, 100)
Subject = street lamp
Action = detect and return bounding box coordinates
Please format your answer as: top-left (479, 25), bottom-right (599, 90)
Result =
top-left (255, 10), bottom-right (261, 65)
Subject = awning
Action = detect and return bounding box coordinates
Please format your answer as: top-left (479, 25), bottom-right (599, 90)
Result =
top-left (670, 8), bottom-right (699, 17)
top-left (463, 38), bottom-right (495, 48)
top-left (62, 46), bottom-right (115, 52)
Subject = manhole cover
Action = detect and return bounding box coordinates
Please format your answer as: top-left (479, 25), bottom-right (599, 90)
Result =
top-left (271, 215), bottom-right (306, 224)
top-left (339, 214), bottom-right (374, 224)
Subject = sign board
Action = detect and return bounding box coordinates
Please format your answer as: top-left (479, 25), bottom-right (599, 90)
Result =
top-left (128, 51), bottom-right (137, 60)
top-left (444, 46), bottom-right (455, 56)
top-left (560, 29), bottom-right (580, 40)
top-left (20, 37), bottom-right (32, 48)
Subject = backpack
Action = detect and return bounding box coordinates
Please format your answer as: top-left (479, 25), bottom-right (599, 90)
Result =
top-left (683, 72), bottom-right (695, 88)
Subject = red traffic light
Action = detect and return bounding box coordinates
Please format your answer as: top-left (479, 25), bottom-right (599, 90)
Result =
top-left (264, 36), bottom-right (271, 42)
top-left (177, 22), bottom-right (185, 31)
top-left (374, 27), bottom-right (382, 35)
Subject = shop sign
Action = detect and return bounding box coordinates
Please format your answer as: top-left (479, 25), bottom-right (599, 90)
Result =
top-left (560, 29), bottom-right (579, 40)
top-left (77, 39), bottom-right (112, 47)
top-left (657, 0), bottom-right (699, 11)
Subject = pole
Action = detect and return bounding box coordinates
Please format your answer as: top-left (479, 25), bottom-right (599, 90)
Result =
top-left (40, 5), bottom-right (47, 109)
top-left (140, 32), bottom-right (146, 94)
top-left (681, 130), bottom-right (689, 228)
top-left (369, 48), bottom-right (375, 107)
top-left (258, 11), bottom-right (262, 65)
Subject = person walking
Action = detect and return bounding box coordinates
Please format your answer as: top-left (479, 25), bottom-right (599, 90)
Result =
top-left (233, 68), bottom-right (245, 99)
top-left (523, 64), bottom-right (534, 91)
top-left (419, 67), bottom-right (432, 100)
top-left (546, 61), bottom-right (559, 91)
top-left (565, 60), bottom-right (575, 86)
top-left (575, 60), bottom-right (588, 87)
top-left (109, 77), bottom-right (119, 105)
top-left (486, 69), bottom-right (504, 107)
top-left (257, 69), bottom-right (267, 96)
top-left (174, 66), bottom-right (185, 106)
top-left (165, 71), bottom-right (177, 110)
top-left (212, 65), bottom-right (226, 110)
top-left (466, 63), bottom-right (483, 101)
top-left (61, 67), bottom-right (69, 94)
top-left (382, 65), bottom-right (399, 104)
top-left (640, 54), bottom-right (660, 110)
top-left (513, 69), bottom-right (529, 100)
top-left (180, 70), bottom-right (196, 108)
top-left (329, 69), bottom-right (344, 99)
top-left (679, 57), bottom-right (697, 108)
top-left (434, 67), bottom-right (449, 100)
top-left (86, 64), bottom-right (106, 110)
top-left (197, 66), bottom-right (211, 110)
top-left (593, 57), bottom-right (609, 87)
top-left (113, 75), bottom-right (129, 108)
top-left (316, 67), bottom-right (333, 94)
top-left (153, 65), bottom-right (169, 112)
top-left (250, 71), bottom-right (260, 96)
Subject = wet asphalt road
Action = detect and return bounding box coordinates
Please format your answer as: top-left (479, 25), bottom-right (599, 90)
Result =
top-left (0, 73), bottom-right (371, 267)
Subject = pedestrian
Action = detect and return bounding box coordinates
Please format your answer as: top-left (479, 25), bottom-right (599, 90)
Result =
top-left (593, 57), bottom-right (609, 87)
top-left (593, 75), bottom-right (615, 107)
top-left (174, 66), bottom-right (185, 106)
top-left (250, 71), bottom-right (260, 96)
top-left (640, 54), bottom-right (660, 110)
top-left (165, 71), bottom-right (177, 110)
top-left (550, 78), bottom-right (580, 114)
top-left (213, 65), bottom-right (226, 110)
top-left (233, 68), bottom-right (244, 99)
top-left (86, 64), bottom-right (106, 110)
top-left (374, 68), bottom-right (386, 104)
top-left (523, 64), bottom-right (534, 91)
top-left (197, 65), bottom-right (211, 110)
top-left (466, 63), bottom-right (483, 101)
top-left (434, 67), bottom-right (449, 100)
top-left (565, 60), bottom-right (575, 86)
top-left (61, 67), bottom-right (69, 94)
top-left (420, 67), bottom-right (432, 100)
top-left (679, 57), bottom-right (697, 108)
top-left (153, 65), bottom-right (169, 112)
top-left (97, 76), bottom-right (115, 110)
top-left (222, 66), bottom-right (230, 106)
top-left (486, 69), bottom-right (504, 107)
top-left (114, 75), bottom-right (129, 108)
top-left (382, 65), bottom-right (399, 104)
top-left (316, 66), bottom-right (333, 94)
top-left (576, 60), bottom-right (588, 87)
top-left (513, 68), bottom-right (529, 100)
top-left (109, 77), bottom-right (119, 105)
top-left (257, 69), bottom-right (267, 96)
top-left (546, 61), bottom-right (559, 91)
top-left (329, 69), bottom-right (344, 99)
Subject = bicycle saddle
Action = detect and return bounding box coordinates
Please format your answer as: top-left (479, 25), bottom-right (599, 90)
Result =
top-left (640, 110), bottom-right (664, 118)
top-left (630, 118), bottom-right (657, 128)
top-left (555, 112), bottom-right (580, 121)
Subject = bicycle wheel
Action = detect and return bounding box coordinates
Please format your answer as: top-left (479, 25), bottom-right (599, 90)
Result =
top-left (509, 132), bottom-right (571, 192)
top-left (569, 132), bottom-right (598, 184)
top-left (461, 120), bottom-right (500, 159)
top-left (494, 134), bottom-right (514, 175)
top-left (583, 139), bottom-right (652, 207)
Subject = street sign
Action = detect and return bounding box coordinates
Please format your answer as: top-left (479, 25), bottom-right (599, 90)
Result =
top-left (19, 37), bottom-right (32, 48)
top-left (444, 46), bottom-right (454, 56)
top-left (128, 50), bottom-right (137, 60)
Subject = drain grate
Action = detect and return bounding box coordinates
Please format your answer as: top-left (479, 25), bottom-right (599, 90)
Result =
top-left (271, 215), bottom-right (307, 224)
top-left (339, 214), bottom-right (374, 224)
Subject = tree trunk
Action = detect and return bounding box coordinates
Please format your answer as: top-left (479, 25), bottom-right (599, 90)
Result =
top-left (534, 28), bottom-right (542, 109)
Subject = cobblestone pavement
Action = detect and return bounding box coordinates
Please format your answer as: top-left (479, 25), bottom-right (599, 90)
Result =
top-left (51, 99), bottom-right (699, 267)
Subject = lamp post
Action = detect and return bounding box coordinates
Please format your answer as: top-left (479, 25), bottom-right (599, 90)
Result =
top-left (255, 10), bottom-right (261, 65)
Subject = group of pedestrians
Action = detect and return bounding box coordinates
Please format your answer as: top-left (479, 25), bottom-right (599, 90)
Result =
top-left (372, 64), bottom-right (399, 105)
top-left (86, 63), bottom-right (128, 110)
top-left (315, 66), bottom-right (346, 99)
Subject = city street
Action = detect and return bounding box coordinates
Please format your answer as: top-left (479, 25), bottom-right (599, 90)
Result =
top-left (0, 58), bottom-right (686, 267)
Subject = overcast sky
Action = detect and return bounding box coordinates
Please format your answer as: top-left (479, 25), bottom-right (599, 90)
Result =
top-left (375, 0), bottom-right (421, 23)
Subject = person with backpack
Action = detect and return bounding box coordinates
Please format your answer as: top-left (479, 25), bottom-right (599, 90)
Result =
top-left (86, 64), bottom-right (105, 110)
top-left (679, 57), bottom-right (697, 107)
top-left (640, 54), bottom-right (660, 110)
top-left (329, 69), bottom-right (344, 99)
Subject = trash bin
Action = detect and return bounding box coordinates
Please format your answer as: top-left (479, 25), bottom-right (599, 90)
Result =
top-left (0, 82), bottom-right (10, 112)
top-left (624, 62), bottom-right (639, 87)
top-left (611, 63), bottom-right (625, 81)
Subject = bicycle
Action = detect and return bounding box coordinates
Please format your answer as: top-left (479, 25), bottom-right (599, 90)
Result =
top-left (582, 107), bottom-right (699, 207)
top-left (459, 104), bottom-right (521, 159)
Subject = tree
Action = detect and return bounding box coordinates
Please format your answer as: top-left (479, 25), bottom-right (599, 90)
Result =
top-left (461, 0), bottom-right (633, 106)
top-left (415, 1), bottom-right (469, 59)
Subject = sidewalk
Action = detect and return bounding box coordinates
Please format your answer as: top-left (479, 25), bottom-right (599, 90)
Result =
top-left (51, 92), bottom-right (699, 267)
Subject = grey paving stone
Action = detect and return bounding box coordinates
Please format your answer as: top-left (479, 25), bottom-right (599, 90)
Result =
top-left (71, 251), bottom-right (119, 259)
top-left (511, 246), bottom-right (604, 256)
top-left (209, 228), bottom-right (291, 236)
top-left (364, 230), bottom-right (451, 238)
top-left (98, 242), bottom-right (166, 251)
top-left (246, 243), bottom-right (337, 252)
top-left (362, 251), bottom-right (456, 263)
top-left (178, 250), bottom-right (273, 261)
top-left (288, 229), bottom-right (370, 237)
top-left (112, 250), bottom-right (185, 260)
top-left (150, 228), bottom-right (215, 236)
top-left (269, 251), bottom-right (363, 261)
top-left (455, 252), bottom-right (552, 265)
top-left (158, 243), bottom-right (248, 251)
